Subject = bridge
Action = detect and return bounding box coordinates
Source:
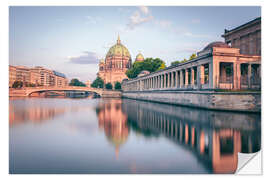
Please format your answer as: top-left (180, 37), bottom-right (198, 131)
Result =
top-left (9, 86), bottom-right (122, 98)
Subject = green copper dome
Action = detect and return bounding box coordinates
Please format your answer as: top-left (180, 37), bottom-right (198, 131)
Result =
top-left (135, 53), bottom-right (144, 61)
top-left (106, 36), bottom-right (131, 58)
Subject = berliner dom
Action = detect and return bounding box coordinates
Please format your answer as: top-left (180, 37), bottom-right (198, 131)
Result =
top-left (97, 35), bottom-right (144, 88)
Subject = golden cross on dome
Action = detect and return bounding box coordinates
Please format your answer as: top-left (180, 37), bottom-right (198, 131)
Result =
top-left (117, 34), bottom-right (121, 44)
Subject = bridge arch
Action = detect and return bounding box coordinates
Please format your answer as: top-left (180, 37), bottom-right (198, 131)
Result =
top-left (25, 86), bottom-right (103, 97)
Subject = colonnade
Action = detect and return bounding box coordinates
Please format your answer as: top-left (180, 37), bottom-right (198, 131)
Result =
top-left (123, 62), bottom-right (211, 91)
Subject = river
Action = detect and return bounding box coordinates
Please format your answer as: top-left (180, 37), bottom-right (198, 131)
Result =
top-left (9, 97), bottom-right (261, 174)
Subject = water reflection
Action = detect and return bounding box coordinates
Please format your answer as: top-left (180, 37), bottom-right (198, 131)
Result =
top-left (9, 98), bottom-right (261, 174)
top-left (96, 99), bottom-right (129, 158)
top-left (96, 98), bottom-right (261, 174)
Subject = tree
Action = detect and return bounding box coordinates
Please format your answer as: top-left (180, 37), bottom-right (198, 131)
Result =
top-left (189, 53), bottom-right (197, 60)
top-left (105, 83), bottom-right (112, 90)
top-left (171, 61), bottom-right (180, 66)
top-left (180, 58), bottom-right (188, 63)
top-left (91, 77), bottom-right (104, 88)
top-left (115, 81), bottom-right (121, 90)
top-left (126, 57), bottom-right (166, 79)
top-left (169, 53), bottom-right (197, 67)
top-left (12, 81), bottom-right (23, 88)
top-left (69, 78), bottom-right (86, 87)
top-left (157, 62), bottom-right (166, 71)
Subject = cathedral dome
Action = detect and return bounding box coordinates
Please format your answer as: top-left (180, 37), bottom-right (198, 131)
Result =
top-left (135, 53), bottom-right (144, 62)
top-left (106, 35), bottom-right (131, 58)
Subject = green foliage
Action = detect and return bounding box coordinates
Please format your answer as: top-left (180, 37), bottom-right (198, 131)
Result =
top-left (171, 61), bottom-right (180, 66)
top-left (180, 58), bottom-right (188, 63)
top-left (126, 57), bottom-right (166, 79)
top-left (105, 82), bottom-right (112, 90)
top-left (12, 81), bottom-right (23, 88)
top-left (170, 53), bottom-right (197, 67)
top-left (91, 77), bottom-right (104, 88)
top-left (189, 53), bottom-right (197, 60)
top-left (157, 62), bottom-right (166, 71)
top-left (69, 78), bottom-right (86, 87)
top-left (114, 81), bottom-right (121, 90)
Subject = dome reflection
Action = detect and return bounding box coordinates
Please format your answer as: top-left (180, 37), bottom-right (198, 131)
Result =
top-left (96, 99), bottom-right (129, 158)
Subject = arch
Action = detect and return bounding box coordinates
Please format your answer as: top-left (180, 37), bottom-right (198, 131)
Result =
top-left (25, 86), bottom-right (103, 97)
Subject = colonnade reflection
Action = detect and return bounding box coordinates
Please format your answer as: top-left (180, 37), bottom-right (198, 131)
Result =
top-left (96, 98), bottom-right (261, 174)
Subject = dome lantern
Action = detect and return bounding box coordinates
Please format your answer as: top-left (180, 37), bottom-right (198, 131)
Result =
top-left (117, 34), bottom-right (121, 45)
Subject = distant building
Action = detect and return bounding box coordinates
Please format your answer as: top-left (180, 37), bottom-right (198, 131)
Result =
top-left (31, 66), bottom-right (55, 86)
top-left (123, 41), bottom-right (261, 91)
top-left (15, 66), bottom-right (31, 85)
top-left (9, 65), bottom-right (68, 87)
top-left (97, 35), bottom-right (132, 88)
top-left (138, 70), bottom-right (150, 77)
top-left (85, 80), bottom-right (91, 87)
top-left (9, 65), bottom-right (17, 88)
top-left (222, 17), bottom-right (261, 55)
top-left (29, 70), bottom-right (41, 86)
top-left (53, 71), bottom-right (68, 87)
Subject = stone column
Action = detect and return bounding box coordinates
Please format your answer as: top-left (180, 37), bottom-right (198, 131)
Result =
top-left (169, 72), bottom-right (171, 88)
top-left (191, 68), bottom-right (195, 86)
top-left (154, 76), bottom-right (156, 89)
top-left (200, 65), bottom-right (205, 85)
top-left (180, 70), bottom-right (183, 88)
top-left (158, 75), bottom-right (161, 89)
top-left (160, 74), bottom-right (164, 88)
top-left (248, 63), bottom-right (252, 89)
top-left (176, 71), bottom-right (179, 88)
top-left (185, 69), bottom-right (189, 86)
top-left (167, 73), bottom-right (170, 88)
top-left (209, 62), bottom-right (213, 89)
top-left (153, 77), bottom-right (154, 89)
top-left (156, 76), bottom-right (158, 89)
top-left (236, 63), bottom-right (241, 89)
top-left (164, 74), bottom-right (167, 88)
top-left (158, 75), bottom-right (160, 88)
top-left (171, 72), bottom-right (174, 88)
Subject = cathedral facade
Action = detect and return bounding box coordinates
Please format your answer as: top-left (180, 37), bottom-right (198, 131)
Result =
top-left (97, 36), bottom-right (144, 88)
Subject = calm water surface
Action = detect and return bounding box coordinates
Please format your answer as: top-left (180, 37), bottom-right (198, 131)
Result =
top-left (9, 97), bottom-right (261, 174)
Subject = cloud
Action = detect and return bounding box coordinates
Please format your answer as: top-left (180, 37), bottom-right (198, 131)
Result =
top-left (127, 7), bottom-right (153, 30)
top-left (139, 6), bottom-right (149, 15)
top-left (68, 51), bottom-right (99, 64)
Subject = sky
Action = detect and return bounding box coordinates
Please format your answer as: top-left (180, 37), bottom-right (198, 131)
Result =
top-left (9, 6), bottom-right (261, 82)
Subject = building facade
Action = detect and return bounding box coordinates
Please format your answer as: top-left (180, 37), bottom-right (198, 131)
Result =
top-left (222, 17), bottom-right (261, 55)
top-left (31, 66), bottom-right (55, 86)
top-left (9, 65), bottom-right (17, 88)
top-left (97, 36), bottom-right (132, 88)
top-left (53, 71), bottom-right (68, 87)
top-left (9, 65), bottom-right (68, 88)
top-left (122, 41), bottom-right (261, 91)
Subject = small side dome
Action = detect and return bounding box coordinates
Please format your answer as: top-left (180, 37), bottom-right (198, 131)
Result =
top-left (138, 70), bottom-right (150, 77)
top-left (99, 59), bottom-right (105, 64)
top-left (203, 41), bottom-right (230, 51)
top-left (135, 53), bottom-right (144, 62)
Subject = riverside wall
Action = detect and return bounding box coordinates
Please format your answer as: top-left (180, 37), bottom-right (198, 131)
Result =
top-left (122, 90), bottom-right (261, 112)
